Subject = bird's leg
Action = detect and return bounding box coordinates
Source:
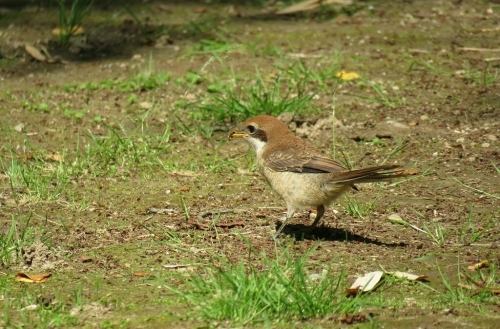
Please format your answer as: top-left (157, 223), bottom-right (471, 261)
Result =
top-left (308, 205), bottom-right (325, 231)
top-left (274, 207), bottom-right (295, 239)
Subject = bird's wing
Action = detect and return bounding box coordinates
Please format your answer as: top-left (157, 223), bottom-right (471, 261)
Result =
top-left (265, 151), bottom-right (347, 173)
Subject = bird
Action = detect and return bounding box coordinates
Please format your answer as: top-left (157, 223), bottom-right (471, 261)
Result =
top-left (228, 114), bottom-right (406, 238)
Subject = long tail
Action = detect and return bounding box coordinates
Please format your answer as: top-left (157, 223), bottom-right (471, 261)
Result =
top-left (327, 165), bottom-right (406, 184)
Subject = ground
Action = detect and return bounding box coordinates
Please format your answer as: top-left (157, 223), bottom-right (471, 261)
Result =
top-left (0, 0), bottom-right (499, 328)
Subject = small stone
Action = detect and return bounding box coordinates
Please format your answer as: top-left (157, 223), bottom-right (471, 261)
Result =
top-left (139, 102), bottom-right (152, 109)
top-left (432, 152), bottom-right (438, 157)
top-left (456, 138), bottom-right (464, 143)
top-left (481, 143), bottom-right (490, 148)
top-left (487, 134), bottom-right (497, 142)
top-left (386, 120), bottom-right (410, 129)
top-left (277, 112), bottom-right (294, 124)
top-left (14, 123), bottom-right (25, 132)
top-left (131, 54), bottom-right (143, 61)
top-left (420, 115), bottom-right (429, 121)
top-left (388, 213), bottom-right (403, 221)
top-left (309, 273), bottom-right (323, 280)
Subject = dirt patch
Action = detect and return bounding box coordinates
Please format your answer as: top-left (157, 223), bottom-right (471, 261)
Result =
top-left (70, 302), bottom-right (113, 320)
top-left (20, 240), bottom-right (68, 271)
top-left (0, 0), bottom-right (499, 327)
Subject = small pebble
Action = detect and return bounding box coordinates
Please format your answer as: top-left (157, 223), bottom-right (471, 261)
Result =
top-left (481, 143), bottom-right (490, 148)
top-left (420, 115), bottom-right (429, 121)
top-left (14, 123), bottom-right (25, 132)
top-left (456, 138), bottom-right (464, 143)
top-left (487, 134), bottom-right (497, 141)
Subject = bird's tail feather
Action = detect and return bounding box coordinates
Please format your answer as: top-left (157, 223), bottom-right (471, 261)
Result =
top-left (327, 165), bottom-right (406, 184)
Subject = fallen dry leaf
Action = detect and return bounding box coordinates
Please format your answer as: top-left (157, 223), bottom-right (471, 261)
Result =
top-left (336, 70), bottom-right (361, 80)
top-left (392, 271), bottom-right (428, 281)
top-left (25, 44), bottom-right (47, 62)
top-left (340, 313), bottom-right (368, 324)
top-left (15, 272), bottom-right (51, 283)
top-left (173, 186), bottom-right (190, 192)
top-left (468, 260), bottom-right (489, 271)
top-left (193, 7), bottom-right (206, 13)
top-left (47, 153), bottom-right (62, 162)
top-left (52, 26), bottom-right (84, 36)
top-left (408, 121), bottom-right (418, 127)
top-left (80, 256), bottom-right (94, 263)
top-left (347, 271), bottom-right (383, 295)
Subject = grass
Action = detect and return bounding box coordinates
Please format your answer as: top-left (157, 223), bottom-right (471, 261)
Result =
top-left (0, 215), bottom-right (36, 267)
top-left (63, 55), bottom-right (170, 93)
top-left (0, 123), bottom-right (174, 200)
top-left (1, 2), bottom-right (500, 327)
top-left (187, 74), bottom-right (316, 123)
top-left (344, 195), bottom-right (374, 219)
top-left (168, 244), bottom-right (361, 325)
top-left (353, 79), bottom-right (406, 108)
top-left (57, 0), bottom-right (94, 45)
top-left (435, 260), bottom-right (499, 308)
top-left (457, 204), bottom-right (490, 244)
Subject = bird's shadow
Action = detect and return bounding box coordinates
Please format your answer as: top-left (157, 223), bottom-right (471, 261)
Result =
top-left (276, 222), bottom-right (408, 248)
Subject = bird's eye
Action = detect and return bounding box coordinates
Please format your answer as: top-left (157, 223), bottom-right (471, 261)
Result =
top-left (247, 125), bottom-right (256, 134)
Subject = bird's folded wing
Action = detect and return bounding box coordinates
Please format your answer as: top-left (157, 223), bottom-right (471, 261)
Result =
top-left (265, 153), bottom-right (347, 173)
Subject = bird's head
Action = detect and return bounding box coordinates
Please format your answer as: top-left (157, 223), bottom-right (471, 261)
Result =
top-left (228, 115), bottom-right (291, 154)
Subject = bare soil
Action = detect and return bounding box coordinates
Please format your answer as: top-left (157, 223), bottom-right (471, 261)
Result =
top-left (0, 0), bottom-right (499, 328)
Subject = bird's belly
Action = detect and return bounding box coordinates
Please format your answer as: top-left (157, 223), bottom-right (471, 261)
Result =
top-left (261, 169), bottom-right (349, 208)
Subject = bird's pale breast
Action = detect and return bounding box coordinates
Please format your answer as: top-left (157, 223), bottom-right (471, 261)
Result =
top-left (260, 166), bottom-right (349, 209)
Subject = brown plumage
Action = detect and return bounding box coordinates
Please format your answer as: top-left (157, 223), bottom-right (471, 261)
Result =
top-left (228, 114), bottom-right (406, 238)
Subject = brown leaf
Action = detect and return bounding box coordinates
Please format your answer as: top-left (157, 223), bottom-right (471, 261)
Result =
top-left (133, 272), bottom-right (154, 278)
top-left (15, 272), bottom-right (51, 283)
top-left (25, 44), bottom-right (47, 62)
top-left (193, 7), bottom-right (206, 13)
top-left (468, 260), bottom-right (489, 271)
top-left (173, 186), bottom-right (190, 192)
top-left (408, 121), bottom-right (418, 127)
top-left (47, 153), bottom-right (62, 162)
top-left (80, 256), bottom-right (94, 263)
top-left (340, 313), bottom-right (368, 324)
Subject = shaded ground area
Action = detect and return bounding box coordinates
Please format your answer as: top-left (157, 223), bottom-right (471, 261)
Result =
top-left (0, 0), bottom-right (499, 328)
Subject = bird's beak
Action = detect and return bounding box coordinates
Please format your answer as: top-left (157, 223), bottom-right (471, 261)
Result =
top-left (228, 129), bottom-right (248, 141)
